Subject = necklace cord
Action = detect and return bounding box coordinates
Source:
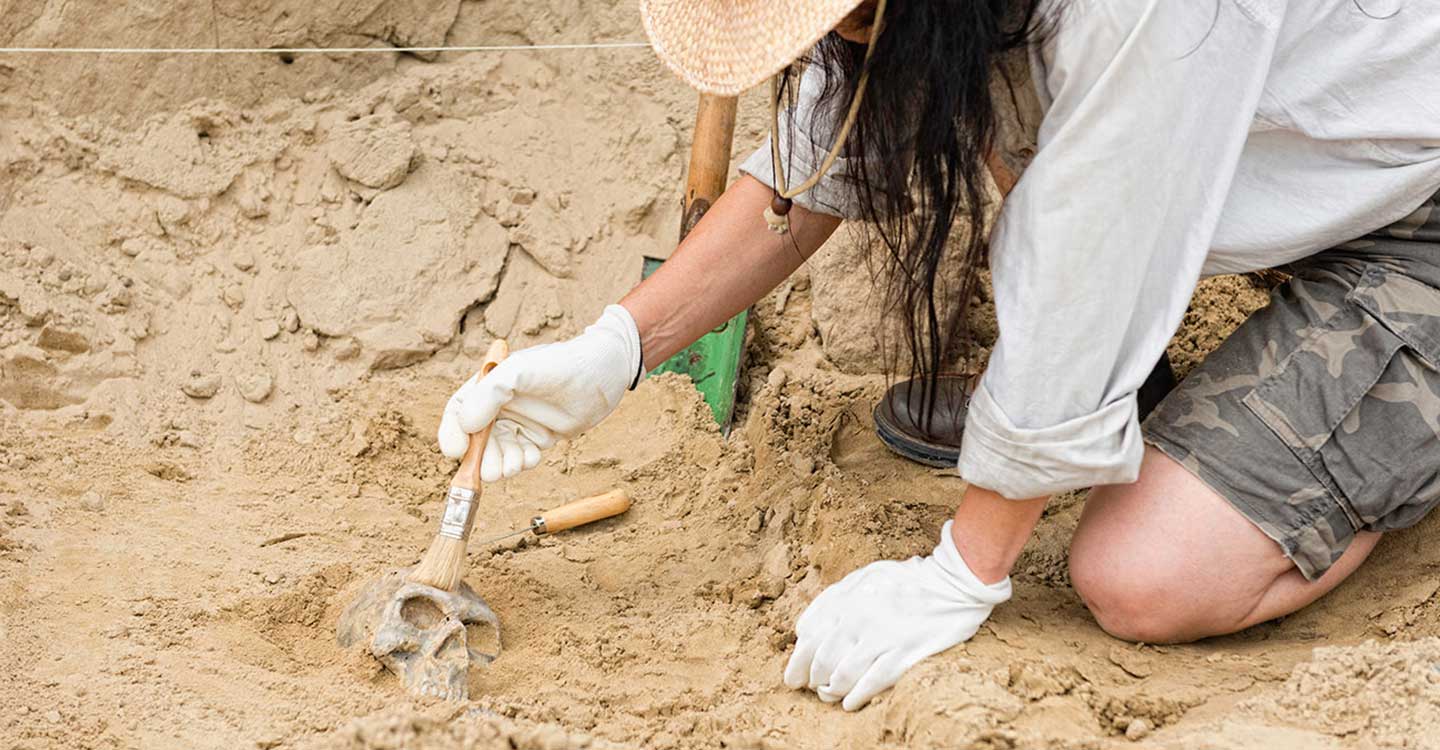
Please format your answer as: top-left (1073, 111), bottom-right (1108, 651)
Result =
top-left (768, 0), bottom-right (887, 203)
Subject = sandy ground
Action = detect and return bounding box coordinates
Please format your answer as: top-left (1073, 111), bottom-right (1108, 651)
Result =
top-left (4, 2), bottom-right (1440, 749)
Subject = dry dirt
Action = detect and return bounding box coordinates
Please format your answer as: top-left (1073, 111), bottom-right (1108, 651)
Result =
top-left (4, 2), bottom-right (1440, 749)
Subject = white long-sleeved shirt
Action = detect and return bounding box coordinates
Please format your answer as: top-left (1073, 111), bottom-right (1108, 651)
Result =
top-left (740, 0), bottom-right (1440, 499)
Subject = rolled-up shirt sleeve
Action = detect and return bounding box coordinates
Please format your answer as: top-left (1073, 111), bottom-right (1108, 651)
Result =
top-left (958, 0), bottom-right (1286, 499)
top-left (738, 62), bottom-right (864, 219)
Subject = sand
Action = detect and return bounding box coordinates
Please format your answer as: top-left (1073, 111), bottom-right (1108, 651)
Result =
top-left (4, 2), bottom-right (1440, 748)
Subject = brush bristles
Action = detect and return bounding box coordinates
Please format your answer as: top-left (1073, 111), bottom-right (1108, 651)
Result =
top-left (407, 534), bottom-right (469, 591)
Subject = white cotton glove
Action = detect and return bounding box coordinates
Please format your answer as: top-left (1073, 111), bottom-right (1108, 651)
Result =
top-left (784, 520), bottom-right (1012, 711)
top-left (437, 304), bottom-right (645, 481)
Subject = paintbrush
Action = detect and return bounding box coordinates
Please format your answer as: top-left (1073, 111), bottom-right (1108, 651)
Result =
top-left (409, 339), bottom-right (509, 591)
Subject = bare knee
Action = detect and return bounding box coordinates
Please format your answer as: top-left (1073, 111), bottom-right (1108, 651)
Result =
top-left (1070, 553), bottom-right (1176, 643)
top-left (1069, 525), bottom-right (1235, 644)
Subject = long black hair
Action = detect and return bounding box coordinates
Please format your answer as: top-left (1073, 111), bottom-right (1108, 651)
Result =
top-left (778, 0), bottom-right (1051, 432)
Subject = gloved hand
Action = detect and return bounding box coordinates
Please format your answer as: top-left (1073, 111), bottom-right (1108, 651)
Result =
top-left (437, 304), bottom-right (645, 481)
top-left (784, 520), bottom-right (1011, 711)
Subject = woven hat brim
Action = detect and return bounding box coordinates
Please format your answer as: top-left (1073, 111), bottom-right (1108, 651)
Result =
top-left (640, 0), bottom-right (865, 96)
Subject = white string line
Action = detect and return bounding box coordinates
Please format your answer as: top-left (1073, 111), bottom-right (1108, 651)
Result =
top-left (0, 41), bottom-right (653, 55)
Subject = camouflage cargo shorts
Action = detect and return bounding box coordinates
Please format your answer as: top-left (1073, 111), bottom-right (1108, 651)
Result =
top-left (1145, 191), bottom-right (1440, 581)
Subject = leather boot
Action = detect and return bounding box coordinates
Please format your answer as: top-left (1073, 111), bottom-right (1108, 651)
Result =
top-left (872, 374), bottom-right (975, 468)
top-left (873, 354), bottom-right (1178, 468)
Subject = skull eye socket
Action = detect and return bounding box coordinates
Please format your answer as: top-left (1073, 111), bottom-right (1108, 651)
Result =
top-left (400, 595), bottom-right (446, 629)
top-left (466, 621), bottom-right (500, 659)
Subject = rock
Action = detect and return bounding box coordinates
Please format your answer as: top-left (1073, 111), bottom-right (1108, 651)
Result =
top-left (767, 367), bottom-right (789, 390)
top-left (43, 710), bottom-right (61, 724)
top-left (236, 373), bottom-right (274, 403)
top-left (790, 454), bottom-right (815, 476)
top-left (144, 461), bottom-right (194, 482)
top-left (1107, 645), bottom-right (1155, 679)
top-left (762, 543), bottom-right (791, 580)
top-left (759, 578), bottom-right (786, 599)
top-left (506, 198), bottom-right (580, 278)
top-left (389, 81), bottom-right (422, 112)
top-left (237, 190), bottom-right (270, 220)
top-left (36, 326), bottom-right (90, 354)
top-left (809, 223), bottom-right (976, 374)
top-left (327, 116), bottom-right (418, 190)
top-left (79, 491), bottom-right (104, 511)
top-left (256, 318), bottom-right (281, 341)
top-left (807, 225), bottom-right (895, 374)
top-left (232, 250), bottom-right (256, 271)
top-left (746, 509), bottom-right (765, 534)
top-left (234, 172), bottom-right (272, 219)
top-left (99, 283), bottom-right (133, 312)
top-left (332, 337), bottom-right (360, 361)
top-left (176, 431), bottom-right (203, 448)
top-left (18, 295), bottom-right (51, 327)
top-left (83, 273), bottom-right (108, 296)
top-left (181, 372), bottom-right (222, 399)
top-left (221, 284), bottom-right (246, 309)
top-left (1125, 718), bottom-right (1152, 740)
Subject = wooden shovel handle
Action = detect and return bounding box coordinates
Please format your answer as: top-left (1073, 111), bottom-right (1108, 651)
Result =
top-left (537, 489), bottom-right (631, 535)
top-left (451, 339), bottom-right (510, 491)
top-left (679, 94), bottom-right (737, 242)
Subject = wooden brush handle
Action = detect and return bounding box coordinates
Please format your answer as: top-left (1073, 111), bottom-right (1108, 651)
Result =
top-left (537, 489), bottom-right (631, 534)
top-left (451, 339), bottom-right (510, 492)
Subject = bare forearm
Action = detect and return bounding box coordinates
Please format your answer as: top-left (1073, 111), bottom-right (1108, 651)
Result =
top-left (621, 175), bottom-right (841, 368)
top-left (951, 485), bottom-right (1048, 584)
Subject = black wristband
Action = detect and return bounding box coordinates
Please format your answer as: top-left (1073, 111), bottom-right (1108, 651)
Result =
top-left (627, 356), bottom-right (644, 391)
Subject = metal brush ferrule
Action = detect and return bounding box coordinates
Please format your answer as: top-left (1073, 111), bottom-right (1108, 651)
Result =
top-left (438, 487), bottom-right (478, 540)
top-left (530, 515), bottom-right (548, 536)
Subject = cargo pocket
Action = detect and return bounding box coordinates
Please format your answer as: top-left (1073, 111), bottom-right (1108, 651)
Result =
top-left (1242, 265), bottom-right (1440, 529)
top-left (1348, 267), bottom-right (1440, 370)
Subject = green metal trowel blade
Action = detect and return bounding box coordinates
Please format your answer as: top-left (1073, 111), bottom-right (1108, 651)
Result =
top-left (641, 255), bottom-right (747, 430)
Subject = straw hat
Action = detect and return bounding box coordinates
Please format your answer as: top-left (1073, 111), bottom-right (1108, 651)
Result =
top-left (640, 0), bottom-right (868, 96)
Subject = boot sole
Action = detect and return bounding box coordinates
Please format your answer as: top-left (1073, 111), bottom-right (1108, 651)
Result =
top-left (872, 401), bottom-right (961, 469)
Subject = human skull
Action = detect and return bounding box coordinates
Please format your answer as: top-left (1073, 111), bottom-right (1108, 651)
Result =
top-left (337, 567), bottom-right (500, 701)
